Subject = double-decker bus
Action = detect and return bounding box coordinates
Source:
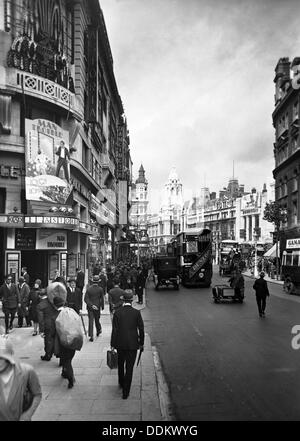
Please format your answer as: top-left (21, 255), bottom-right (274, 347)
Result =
top-left (172, 228), bottom-right (213, 287)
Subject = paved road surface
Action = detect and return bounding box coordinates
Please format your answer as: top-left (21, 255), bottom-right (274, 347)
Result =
top-left (143, 270), bottom-right (300, 421)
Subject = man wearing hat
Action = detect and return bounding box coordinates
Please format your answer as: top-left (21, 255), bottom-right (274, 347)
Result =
top-left (111, 289), bottom-right (144, 399)
top-left (0, 336), bottom-right (42, 421)
top-left (67, 279), bottom-right (82, 314)
top-left (108, 277), bottom-right (125, 320)
top-left (84, 275), bottom-right (104, 341)
top-left (17, 276), bottom-right (31, 328)
top-left (0, 275), bottom-right (21, 334)
top-left (253, 271), bottom-right (270, 317)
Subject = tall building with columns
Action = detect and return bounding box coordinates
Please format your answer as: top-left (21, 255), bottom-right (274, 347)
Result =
top-left (148, 168), bottom-right (183, 255)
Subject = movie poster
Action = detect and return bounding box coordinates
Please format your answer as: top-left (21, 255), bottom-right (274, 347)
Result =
top-left (25, 119), bottom-right (73, 204)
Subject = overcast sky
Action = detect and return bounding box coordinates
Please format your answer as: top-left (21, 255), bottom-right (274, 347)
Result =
top-left (100, 0), bottom-right (300, 212)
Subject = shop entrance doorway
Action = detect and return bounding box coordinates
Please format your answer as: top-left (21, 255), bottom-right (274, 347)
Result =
top-left (21, 250), bottom-right (48, 288)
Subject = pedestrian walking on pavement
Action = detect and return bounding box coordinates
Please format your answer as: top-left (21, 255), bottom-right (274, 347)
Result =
top-left (17, 276), bottom-right (31, 328)
top-left (253, 271), bottom-right (270, 317)
top-left (21, 267), bottom-right (30, 286)
top-left (135, 267), bottom-right (146, 304)
top-left (38, 283), bottom-right (66, 361)
top-left (76, 267), bottom-right (85, 294)
top-left (0, 335), bottom-right (42, 421)
top-left (108, 278), bottom-right (125, 321)
top-left (36, 289), bottom-right (48, 337)
top-left (111, 290), bottom-right (144, 400)
top-left (28, 279), bottom-right (42, 336)
top-left (84, 275), bottom-right (104, 342)
top-left (52, 297), bottom-right (76, 389)
top-left (0, 275), bottom-right (20, 334)
top-left (67, 279), bottom-right (82, 314)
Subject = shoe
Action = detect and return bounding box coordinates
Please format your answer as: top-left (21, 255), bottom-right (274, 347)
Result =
top-left (9, 325), bottom-right (13, 330)
top-left (18, 325), bottom-right (23, 328)
top-left (32, 332), bottom-right (38, 336)
top-left (41, 355), bottom-right (51, 361)
top-left (5, 329), bottom-right (9, 335)
top-left (89, 337), bottom-right (94, 342)
top-left (96, 331), bottom-right (102, 336)
top-left (68, 381), bottom-right (74, 389)
top-left (259, 313), bottom-right (262, 317)
top-left (122, 392), bottom-right (129, 399)
top-left (262, 312), bottom-right (265, 317)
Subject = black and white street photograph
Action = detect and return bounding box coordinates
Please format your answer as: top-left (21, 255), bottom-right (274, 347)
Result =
top-left (1, 0), bottom-right (300, 425)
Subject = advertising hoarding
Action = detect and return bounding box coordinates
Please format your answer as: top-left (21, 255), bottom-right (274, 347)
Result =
top-left (25, 118), bottom-right (73, 204)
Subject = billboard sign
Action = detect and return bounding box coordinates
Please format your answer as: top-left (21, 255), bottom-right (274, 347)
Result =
top-left (25, 119), bottom-right (73, 204)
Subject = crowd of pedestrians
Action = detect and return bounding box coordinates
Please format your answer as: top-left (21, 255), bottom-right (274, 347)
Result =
top-left (0, 260), bottom-right (148, 420)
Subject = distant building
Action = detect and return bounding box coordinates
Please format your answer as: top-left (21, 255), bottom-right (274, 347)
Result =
top-left (235, 183), bottom-right (275, 244)
top-left (148, 168), bottom-right (183, 255)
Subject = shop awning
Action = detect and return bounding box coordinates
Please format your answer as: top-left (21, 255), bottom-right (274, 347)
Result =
top-left (264, 242), bottom-right (280, 258)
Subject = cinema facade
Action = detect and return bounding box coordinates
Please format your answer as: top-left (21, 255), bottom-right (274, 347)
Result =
top-left (0, 0), bottom-right (132, 286)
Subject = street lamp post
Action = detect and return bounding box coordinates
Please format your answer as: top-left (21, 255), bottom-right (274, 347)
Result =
top-left (253, 232), bottom-right (259, 278)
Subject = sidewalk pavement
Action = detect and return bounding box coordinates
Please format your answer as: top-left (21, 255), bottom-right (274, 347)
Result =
top-left (1, 294), bottom-right (165, 421)
top-left (242, 269), bottom-right (284, 286)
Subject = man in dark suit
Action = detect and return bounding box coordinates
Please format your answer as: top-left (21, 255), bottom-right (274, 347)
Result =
top-left (67, 279), bottom-right (82, 314)
top-left (108, 278), bottom-right (125, 319)
top-left (0, 274), bottom-right (21, 334)
top-left (111, 290), bottom-right (144, 399)
top-left (21, 267), bottom-right (30, 285)
top-left (84, 275), bottom-right (104, 342)
top-left (253, 271), bottom-right (270, 317)
top-left (17, 276), bottom-right (31, 327)
top-left (76, 268), bottom-right (85, 294)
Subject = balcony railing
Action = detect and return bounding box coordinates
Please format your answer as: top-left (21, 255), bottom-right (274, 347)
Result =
top-left (5, 68), bottom-right (83, 119)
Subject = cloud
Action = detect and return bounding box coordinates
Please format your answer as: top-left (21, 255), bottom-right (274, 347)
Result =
top-left (100, 0), bottom-right (300, 210)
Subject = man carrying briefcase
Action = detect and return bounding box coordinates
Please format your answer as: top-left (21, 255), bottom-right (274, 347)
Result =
top-left (110, 290), bottom-right (144, 399)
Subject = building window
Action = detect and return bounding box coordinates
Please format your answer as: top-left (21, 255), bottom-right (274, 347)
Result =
top-left (82, 142), bottom-right (89, 170)
top-left (293, 100), bottom-right (299, 121)
top-left (292, 170), bottom-right (298, 192)
top-left (292, 199), bottom-right (298, 225)
top-left (0, 188), bottom-right (6, 212)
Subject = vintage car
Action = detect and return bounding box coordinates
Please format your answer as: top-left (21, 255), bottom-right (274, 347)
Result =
top-left (152, 256), bottom-right (180, 291)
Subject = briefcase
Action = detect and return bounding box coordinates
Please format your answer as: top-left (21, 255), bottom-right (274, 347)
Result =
top-left (107, 349), bottom-right (118, 369)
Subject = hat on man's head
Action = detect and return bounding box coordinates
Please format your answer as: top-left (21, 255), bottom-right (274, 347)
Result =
top-left (18, 276), bottom-right (25, 284)
top-left (92, 275), bottom-right (100, 283)
top-left (0, 335), bottom-right (15, 364)
top-left (120, 289), bottom-right (134, 301)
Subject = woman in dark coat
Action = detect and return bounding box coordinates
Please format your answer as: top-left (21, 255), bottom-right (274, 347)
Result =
top-left (28, 279), bottom-right (42, 336)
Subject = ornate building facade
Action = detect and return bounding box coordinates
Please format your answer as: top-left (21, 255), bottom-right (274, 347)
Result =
top-left (148, 168), bottom-right (183, 255)
top-left (272, 57), bottom-right (300, 282)
top-left (0, 0), bottom-right (132, 285)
